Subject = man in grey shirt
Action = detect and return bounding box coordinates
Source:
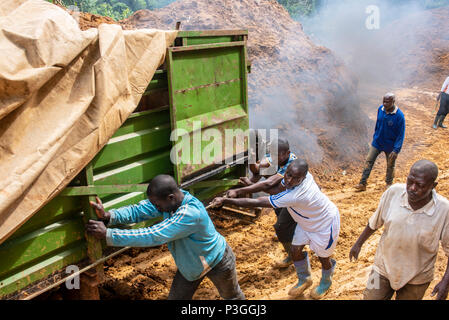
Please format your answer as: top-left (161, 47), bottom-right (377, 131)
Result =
top-left (350, 160), bottom-right (449, 300)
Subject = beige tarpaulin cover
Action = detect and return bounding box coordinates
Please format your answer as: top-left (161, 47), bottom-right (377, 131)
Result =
top-left (0, 0), bottom-right (177, 245)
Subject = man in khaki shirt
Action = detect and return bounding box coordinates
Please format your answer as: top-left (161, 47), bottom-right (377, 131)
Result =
top-left (349, 160), bottom-right (449, 300)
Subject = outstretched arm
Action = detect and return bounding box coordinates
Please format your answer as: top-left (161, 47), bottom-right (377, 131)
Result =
top-left (227, 174), bottom-right (283, 198)
top-left (211, 196), bottom-right (272, 209)
top-left (92, 198), bottom-right (162, 226)
top-left (87, 204), bottom-right (198, 247)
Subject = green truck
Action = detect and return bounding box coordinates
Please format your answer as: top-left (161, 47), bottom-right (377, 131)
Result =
top-left (0, 30), bottom-right (251, 299)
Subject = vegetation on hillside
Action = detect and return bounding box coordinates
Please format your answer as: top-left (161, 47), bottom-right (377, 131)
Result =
top-left (50, 0), bottom-right (449, 21)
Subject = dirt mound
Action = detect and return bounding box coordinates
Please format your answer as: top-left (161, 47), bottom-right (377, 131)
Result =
top-left (56, 4), bottom-right (119, 30)
top-left (120, 0), bottom-right (371, 172)
top-left (78, 11), bottom-right (118, 30)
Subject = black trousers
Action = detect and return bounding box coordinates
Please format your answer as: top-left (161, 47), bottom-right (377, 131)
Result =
top-left (273, 208), bottom-right (297, 243)
top-left (437, 92), bottom-right (449, 116)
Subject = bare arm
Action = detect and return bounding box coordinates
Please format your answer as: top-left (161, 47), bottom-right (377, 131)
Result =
top-left (228, 174), bottom-right (283, 197)
top-left (349, 224), bottom-right (376, 261)
top-left (265, 180), bottom-right (287, 195)
top-left (211, 196), bottom-right (272, 209)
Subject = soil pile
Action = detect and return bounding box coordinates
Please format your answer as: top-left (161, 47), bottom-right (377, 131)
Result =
top-left (59, 5), bottom-right (118, 30)
top-left (78, 11), bottom-right (118, 30)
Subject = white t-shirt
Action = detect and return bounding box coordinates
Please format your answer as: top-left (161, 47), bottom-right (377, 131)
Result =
top-left (441, 76), bottom-right (449, 94)
top-left (269, 172), bottom-right (339, 232)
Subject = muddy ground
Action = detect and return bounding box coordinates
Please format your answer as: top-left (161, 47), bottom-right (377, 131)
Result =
top-left (98, 84), bottom-right (449, 300)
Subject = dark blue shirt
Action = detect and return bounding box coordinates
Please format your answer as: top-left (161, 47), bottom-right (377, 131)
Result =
top-left (371, 105), bottom-right (405, 154)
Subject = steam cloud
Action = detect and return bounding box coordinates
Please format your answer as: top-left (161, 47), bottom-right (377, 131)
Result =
top-left (301, 0), bottom-right (438, 90)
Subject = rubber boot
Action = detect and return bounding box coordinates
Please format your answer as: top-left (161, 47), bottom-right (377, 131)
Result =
top-left (432, 115), bottom-right (440, 129)
top-left (288, 252), bottom-right (313, 297)
top-left (438, 115), bottom-right (447, 128)
top-left (274, 242), bottom-right (293, 268)
top-left (310, 259), bottom-right (337, 300)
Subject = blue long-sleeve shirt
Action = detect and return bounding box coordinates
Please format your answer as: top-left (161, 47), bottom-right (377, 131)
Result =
top-left (371, 105), bottom-right (406, 154)
top-left (105, 190), bottom-right (226, 281)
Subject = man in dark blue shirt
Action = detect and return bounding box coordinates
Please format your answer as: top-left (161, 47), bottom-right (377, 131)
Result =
top-left (355, 93), bottom-right (406, 192)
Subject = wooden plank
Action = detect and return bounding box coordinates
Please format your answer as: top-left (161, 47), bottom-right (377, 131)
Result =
top-left (93, 151), bottom-right (172, 186)
top-left (169, 41), bottom-right (245, 53)
top-left (82, 165), bottom-right (104, 279)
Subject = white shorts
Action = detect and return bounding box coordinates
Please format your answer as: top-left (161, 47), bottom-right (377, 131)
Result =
top-left (292, 214), bottom-right (340, 258)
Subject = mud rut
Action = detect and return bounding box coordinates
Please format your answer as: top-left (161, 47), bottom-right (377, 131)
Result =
top-left (99, 85), bottom-right (449, 300)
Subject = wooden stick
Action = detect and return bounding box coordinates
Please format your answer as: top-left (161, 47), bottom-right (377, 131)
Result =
top-left (221, 206), bottom-right (256, 217)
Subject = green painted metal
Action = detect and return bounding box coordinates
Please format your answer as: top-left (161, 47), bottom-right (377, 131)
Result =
top-left (0, 219), bottom-right (85, 279)
top-left (6, 196), bottom-right (82, 242)
top-left (0, 30), bottom-right (250, 299)
top-left (167, 41), bottom-right (250, 184)
top-left (0, 244), bottom-right (87, 298)
top-left (61, 179), bottom-right (240, 197)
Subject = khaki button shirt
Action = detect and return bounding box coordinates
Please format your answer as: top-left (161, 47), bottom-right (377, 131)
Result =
top-left (368, 184), bottom-right (449, 290)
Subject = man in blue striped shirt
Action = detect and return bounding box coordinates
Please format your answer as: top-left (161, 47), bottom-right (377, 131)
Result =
top-left (355, 93), bottom-right (406, 192)
top-left (86, 174), bottom-right (245, 300)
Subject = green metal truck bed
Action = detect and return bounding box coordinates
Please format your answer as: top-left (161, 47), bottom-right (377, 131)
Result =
top-left (0, 30), bottom-right (250, 299)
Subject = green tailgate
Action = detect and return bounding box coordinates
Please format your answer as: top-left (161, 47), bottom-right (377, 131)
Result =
top-left (167, 40), bottom-right (250, 184)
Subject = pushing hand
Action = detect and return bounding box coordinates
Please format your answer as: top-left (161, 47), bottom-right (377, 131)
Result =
top-left (210, 197), bottom-right (225, 208)
top-left (239, 177), bottom-right (253, 186)
top-left (226, 189), bottom-right (239, 198)
top-left (89, 196), bottom-right (110, 222)
top-left (85, 220), bottom-right (107, 239)
top-left (431, 279), bottom-right (449, 300)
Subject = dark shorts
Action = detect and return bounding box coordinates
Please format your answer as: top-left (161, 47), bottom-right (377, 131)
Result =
top-left (273, 208), bottom-right (297, 243)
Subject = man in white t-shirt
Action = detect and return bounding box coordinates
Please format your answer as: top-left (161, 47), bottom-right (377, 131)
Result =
top-left (211, 159), bottom-right (341, 299)
top-left (226, 138), bottom-right (298, 268)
